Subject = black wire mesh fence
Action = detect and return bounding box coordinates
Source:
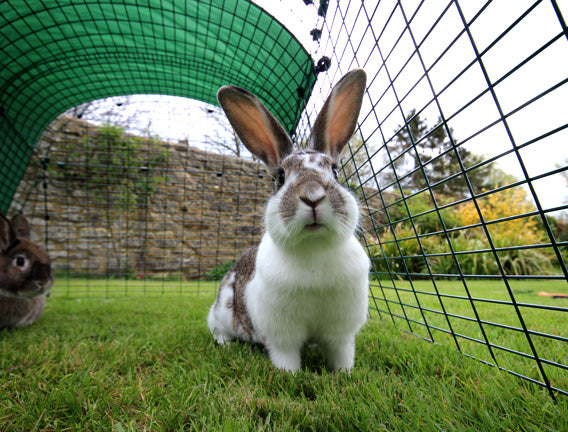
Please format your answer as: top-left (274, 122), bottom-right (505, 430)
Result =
top-left (9, 111), bottom-right (273, 295)
top-left (1, 0), bottom-right (567, 399)
top-left (302, 0), bottom-right (568, 400)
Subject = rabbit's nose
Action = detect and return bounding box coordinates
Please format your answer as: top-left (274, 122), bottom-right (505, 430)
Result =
top-left (299, 182), bottom-right (326, 209)
top-left (300, 196), bottom-right (324, 209)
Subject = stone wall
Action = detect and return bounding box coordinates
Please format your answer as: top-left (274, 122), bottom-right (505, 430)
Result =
top-left (9, 116), bottom-right (385, 280)
top-left (10, 116), bottom-right (273, 279)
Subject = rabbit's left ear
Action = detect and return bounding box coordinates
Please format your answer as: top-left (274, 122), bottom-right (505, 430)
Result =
top-left (217, 86), bottom-right (294, 170)
top-left (11, 214), bottom-right (31, 239)
top-left (309, 69), bottom-right (367, 162)
top-left (0, 214), bottom-right (15, 251)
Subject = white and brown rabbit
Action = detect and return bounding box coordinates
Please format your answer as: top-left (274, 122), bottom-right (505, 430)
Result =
top-left (0, 213), bottom-right (53, 329)
top-left (207, 69), bottom-right (370, 372)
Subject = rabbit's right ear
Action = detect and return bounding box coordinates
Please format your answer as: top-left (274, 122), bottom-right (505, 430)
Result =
top-left (217, 86), bottom-right (294, 170)
top-left (309, 69), bottom-right (367, 162)
top-left (0, 214), bottom-right (15, 251)
top-left (11, 214), bottom-right (31, 239)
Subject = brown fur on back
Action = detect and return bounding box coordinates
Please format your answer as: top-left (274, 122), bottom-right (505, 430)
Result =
top-left (218, 245), bottom-right (258, 340)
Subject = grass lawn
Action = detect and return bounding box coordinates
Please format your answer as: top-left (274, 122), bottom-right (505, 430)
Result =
top-left (1, 278), bottom-right (567, 431)
top-left (369, 278), bottom-right (568, 394)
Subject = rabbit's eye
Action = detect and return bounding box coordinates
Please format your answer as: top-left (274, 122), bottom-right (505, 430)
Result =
top-left (15, 256), bottom-right (26, 267)
top-left (332, 165), bottom-right (339, 180)
top-left (277, 169), bottom-right (286, 187)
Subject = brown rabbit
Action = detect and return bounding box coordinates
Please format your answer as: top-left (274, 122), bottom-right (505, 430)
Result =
top-left (0, 213), bottom-right (53, 329)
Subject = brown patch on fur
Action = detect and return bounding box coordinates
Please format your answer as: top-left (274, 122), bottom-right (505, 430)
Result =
top-left (328, 182), bottom-right (346, 213)
top-left (278, 152), bottom-right (345, 221)
top-left (281, 150), bottom-right (331, 171)
top-left (308, 152), bottom-right (329, 170)
top-left (279, 194), bottom-right (298, 222)
top-left (281, 153), bottom-right (303, 173)
top-left (228, 246), bottom-right (258, 339)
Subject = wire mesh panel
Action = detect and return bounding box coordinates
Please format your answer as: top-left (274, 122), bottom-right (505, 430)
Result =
top-left (1, 0), bottom-right (567, 400)
top-left (295, 0), bottom-right (567, 398)
top-left (8, 111), bottom-right (273, 295)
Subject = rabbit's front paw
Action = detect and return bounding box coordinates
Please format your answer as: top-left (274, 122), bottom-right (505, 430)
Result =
top-left (267, 346), bottom-right (302, 372)
top-left (321, 338), bottom-right (356, 371)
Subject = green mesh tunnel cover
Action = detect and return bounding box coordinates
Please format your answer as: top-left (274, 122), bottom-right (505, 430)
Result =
top-left (0, 0), bottom-right (317, 212)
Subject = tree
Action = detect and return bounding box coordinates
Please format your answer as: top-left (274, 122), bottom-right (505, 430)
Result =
top-left (339, 133), bottom-right (374, 183)
top-left (201, 105), bottom-right (246, 158)
top-left (558, 158), bottom-right (568, 204)
top-left (52, 123), bottom-right (169, 277)
top-left (63, 96), bottom-right (136, 125)
top-left (384, 109), bottom-right (514, 197)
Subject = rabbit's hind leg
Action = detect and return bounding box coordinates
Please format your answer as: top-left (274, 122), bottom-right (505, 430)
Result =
top-left (207, 283), bottom-right (236, 345)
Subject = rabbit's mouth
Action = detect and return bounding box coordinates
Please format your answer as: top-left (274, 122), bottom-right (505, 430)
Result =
top-left (305, 222), bottom-right (324, 231)
top-left (37, 280), bottom-right (53, 295)
top-left (19, 280), bottom-right (52, 298)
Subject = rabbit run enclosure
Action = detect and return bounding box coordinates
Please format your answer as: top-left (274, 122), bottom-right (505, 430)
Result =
top-left (1, 0), bottom-right (568, 399)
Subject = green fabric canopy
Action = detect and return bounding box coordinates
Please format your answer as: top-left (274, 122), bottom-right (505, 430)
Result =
top-left (0, 0), bottom-right (317, 212)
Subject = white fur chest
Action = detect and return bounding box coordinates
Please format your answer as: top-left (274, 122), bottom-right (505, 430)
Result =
top-left (245, 233), bottom-right (369, 344)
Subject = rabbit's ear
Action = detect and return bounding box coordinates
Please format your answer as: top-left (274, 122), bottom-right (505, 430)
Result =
top-left (217, 86), bottom-right (294, 169)
top-left (310, 69), bottom-right (367, 162)
top-left (11, 214), bottom-right (31, 239)
top-left (0, 214), bottom-right (15, 251)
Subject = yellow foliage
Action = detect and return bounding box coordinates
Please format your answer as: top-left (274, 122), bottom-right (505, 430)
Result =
top-left (453, 187), bottom-right (545, 247)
